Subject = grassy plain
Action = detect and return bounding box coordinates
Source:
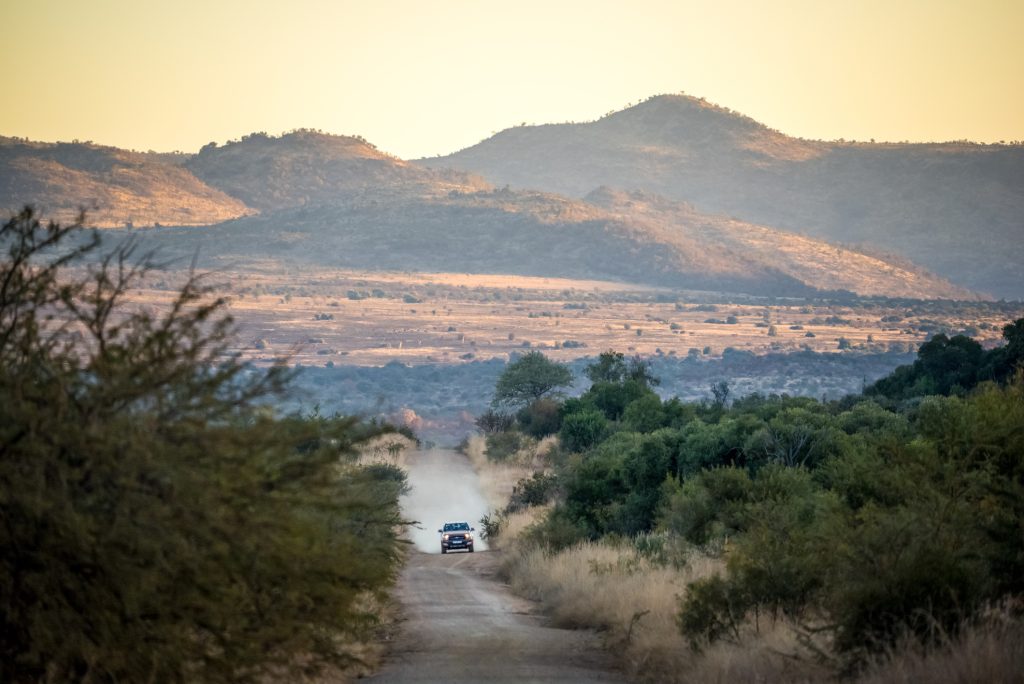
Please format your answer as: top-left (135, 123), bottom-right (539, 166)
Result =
top-left (123, 265), bottom-right (1017, 369)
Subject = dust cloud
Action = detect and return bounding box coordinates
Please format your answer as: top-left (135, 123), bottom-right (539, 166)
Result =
top-left (400, 449), bottom-right (491, 553)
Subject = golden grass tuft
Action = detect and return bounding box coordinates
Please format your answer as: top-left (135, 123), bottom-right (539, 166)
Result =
top-left (494, 506), bottom-right (550, 549)
top-left (858, 606), bottom-right (1024, 684)
top-left (500, 538), bottom-right (832, 683)
top-left (357, 433), bottom-right (418, 471)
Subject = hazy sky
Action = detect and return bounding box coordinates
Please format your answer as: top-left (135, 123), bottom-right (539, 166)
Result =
top-left (2, 0), bottom-right (1022, 158)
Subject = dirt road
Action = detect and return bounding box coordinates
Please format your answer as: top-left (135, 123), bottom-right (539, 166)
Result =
top-left (367, 449), bottom-right (623, 683)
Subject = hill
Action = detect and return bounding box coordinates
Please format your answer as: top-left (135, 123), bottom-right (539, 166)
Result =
top-left (185, 130), bottom-right (488, 211)
top-left (1, 127), bottom-right (986, 299)
top-left (0, 137), bottom-right (251, 227)
top-left (423, 94), bottom-right (1024, 298)
top-left (584, 187), bottom-right (974, 300)
top-left (130, 186), bottom-right (970, 299)
top-left (0, 130), bottom-right (489, 226)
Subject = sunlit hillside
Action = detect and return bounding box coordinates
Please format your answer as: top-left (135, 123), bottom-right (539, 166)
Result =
top-left (3, 115), bottom-right (1008, 300)
top-left (425, 94), bottom-right (1024, 298)
top-left (185, 130), bottom-right (489, 210)
top-left (129, 184), bottom-right (972, 300)
top-left (0, 137), bottom-right (252, 227)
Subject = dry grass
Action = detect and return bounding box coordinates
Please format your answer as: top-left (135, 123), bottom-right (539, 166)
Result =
top-left (506, 539), bottom-right (704, 633)
top-left (501, 539), bottom-right (831, 683)
top-left (500, 536), bottom-right (1024, 683)
top-left (494, 506), bottom-right (550, 550)
top-left (357, 433), bottom-right (418, 471)
top-left (107, 266), bottom-right (1013, 368)
top-left (467, 428), bottom-right (833, 682)
top-left (341, 270), bottom-right (666, 293)
top-left (858, 608), bottom-right (1024, 684)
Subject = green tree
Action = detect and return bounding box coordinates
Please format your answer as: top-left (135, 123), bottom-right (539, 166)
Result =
top-left (867, 331), bottom-right (995, 399)
top-left (581, 379), bottom-right (653, 421)
top-left (584, 350), bottom-right (627, 383)
top-left (626, 354), bottom-right (660, 387)
top-left (622, 393), bottom-right (666, 433)
top-left (493, 350), bottom-right (572, 409)
top-left (982, 318), bottom-right (1024, 383)
top-left (0, 209), bottom-right (406, 683)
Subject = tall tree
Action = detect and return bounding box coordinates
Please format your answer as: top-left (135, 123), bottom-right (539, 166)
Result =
top-left (493, 350), bottom-right (573, 408)
top-left (585, 350), bottom-right (627, 384)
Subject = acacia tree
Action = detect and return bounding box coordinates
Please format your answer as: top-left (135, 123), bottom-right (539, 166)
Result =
top-left (0, 208), bottom-right (406, 683)
top-left (584, 351), bottom-right (659, 388)
top-left (492, 350), bottom-right (573, 409)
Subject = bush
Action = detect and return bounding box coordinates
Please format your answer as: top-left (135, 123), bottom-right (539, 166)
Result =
top-left (559, 408), bottom-right (609, 453)
top-left (485, 430), bottom-right (524, 460)
top-left (479, 511), bottom-right (505, 540)
top-left (677, 574), bottom-right (751, 648)
top-left (508, 471), bottom-right (560, 511)
top-left (662, 467), bottom-right (753, 544)
top-left (519, 507), bottom-right (588, 550)
top-left (476, 409), bottom-right (514, 434)
top-left (0, 209), bottom-right (406, 683)
top-left (622, 393), bottom-right (666, 433)
top-left (517, 397), bottom-right (563, 438)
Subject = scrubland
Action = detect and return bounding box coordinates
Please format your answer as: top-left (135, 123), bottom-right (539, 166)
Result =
top-left (470, 445), bottom-right (830, 683)
top-left (467, 407), bottom-right (1024, 684)
top-left (107, 265), bottom-right (1022, 444)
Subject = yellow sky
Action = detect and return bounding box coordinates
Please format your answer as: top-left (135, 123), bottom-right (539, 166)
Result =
top-left (2, 0), bottom-right (1022, 158)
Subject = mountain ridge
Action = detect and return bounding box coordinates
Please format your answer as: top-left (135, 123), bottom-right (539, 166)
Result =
top-left (423, 94), bottom-right (1024, 298)
top-left (1, 105), bottom-right (1010, 300)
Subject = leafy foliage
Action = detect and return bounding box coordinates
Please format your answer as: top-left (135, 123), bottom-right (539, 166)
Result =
top-left (492, 350), bottom-right (573, 409)
top-left (0, 209), bottom-right (407, 683)
top-left (867, 323), bottom-right (1024, 400)
top-left (497, 321), bottom-right (1024, 670)
top-left (558, 407), bottom-right (609, 453)
top-left (516, 397), bottom-right (563, 438)
top-left (484, 430), bottom-right (525, 461)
